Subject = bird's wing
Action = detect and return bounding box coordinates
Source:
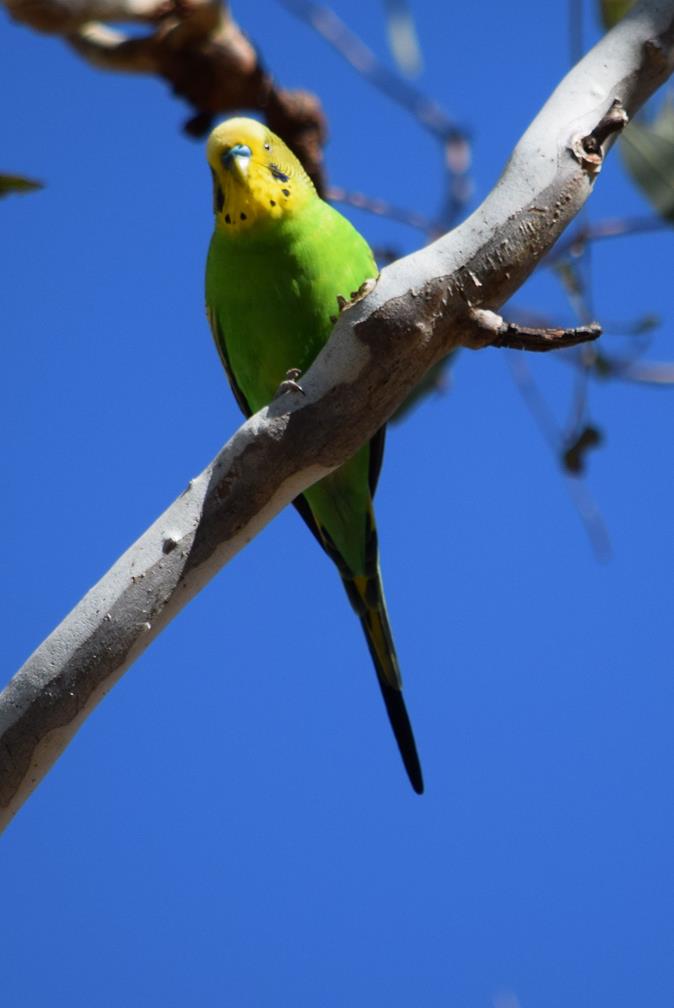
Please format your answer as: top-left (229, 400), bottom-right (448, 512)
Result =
top-left (206, 306), bottom-right (253, 418)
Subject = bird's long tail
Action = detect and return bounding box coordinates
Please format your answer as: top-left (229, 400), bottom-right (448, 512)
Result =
top-left (342, 571), bottom-right (424, 795)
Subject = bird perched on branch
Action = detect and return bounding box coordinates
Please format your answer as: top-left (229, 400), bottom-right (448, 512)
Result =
top-left (205, 117), bottom-right (423, 793)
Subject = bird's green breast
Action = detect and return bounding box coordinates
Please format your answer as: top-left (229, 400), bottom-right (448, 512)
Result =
top-left (206, 198), bottom-right (376, 414)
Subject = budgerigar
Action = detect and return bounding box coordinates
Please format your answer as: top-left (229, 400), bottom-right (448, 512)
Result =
top-left (205, 118), bottom-right (423, 793)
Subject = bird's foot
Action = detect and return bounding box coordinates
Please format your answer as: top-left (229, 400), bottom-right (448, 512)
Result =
top-left (273, 368), bottom-right (305, 400)
top-left (330, 277), bottom-right (378, 324)
top-left (350, 277), bottom-right (378, 304)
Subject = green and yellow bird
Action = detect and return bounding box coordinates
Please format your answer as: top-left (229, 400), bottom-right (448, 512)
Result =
top-left (205, 117), bottom-right (423, 793)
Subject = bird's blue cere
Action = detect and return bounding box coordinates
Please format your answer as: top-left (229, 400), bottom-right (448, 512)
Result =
top-left (222, 144), bottom-right (252, 168)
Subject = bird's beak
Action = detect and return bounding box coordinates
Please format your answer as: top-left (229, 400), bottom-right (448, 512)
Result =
top-left (222, 144), bottom-right (252, 178)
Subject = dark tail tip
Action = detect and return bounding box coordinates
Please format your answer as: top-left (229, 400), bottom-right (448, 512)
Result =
top-left (379, 680), bottom-right (424, 795)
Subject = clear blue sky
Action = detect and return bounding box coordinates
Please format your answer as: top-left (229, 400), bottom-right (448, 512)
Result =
top-left (3, 2), bottom-right (673, 1006)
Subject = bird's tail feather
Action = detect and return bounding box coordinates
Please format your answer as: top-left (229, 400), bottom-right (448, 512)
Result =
top-left (342, 572), bottom-right (424, 795)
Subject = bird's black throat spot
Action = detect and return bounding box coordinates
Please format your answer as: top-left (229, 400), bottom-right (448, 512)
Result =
top-left (269, 163), bottom-right (290, 183)
top-left (225, 213), bottom-right (231, 224)
top-left (240, 212), bottom-right (247, 221)
top-left (269, 200), bottom-right (276, 207)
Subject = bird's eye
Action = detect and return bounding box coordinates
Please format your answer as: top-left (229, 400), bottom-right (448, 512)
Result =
top-left (264, 143), bottom-right (271, 151)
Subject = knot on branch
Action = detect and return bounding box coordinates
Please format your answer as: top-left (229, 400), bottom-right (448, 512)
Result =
top-left (569, 99), bottom-right (629, 175)
top-left (642, 34), bottom-right (672, 76)
top-left (14, 0), bottom-right (330, 190)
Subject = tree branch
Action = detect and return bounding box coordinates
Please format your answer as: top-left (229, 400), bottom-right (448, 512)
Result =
top-left (2, 0), bottom-right (674, 831)
top-left (469, 310), bottom-right (602, 352)
top-left (4, 0), bottom-right (329, 188)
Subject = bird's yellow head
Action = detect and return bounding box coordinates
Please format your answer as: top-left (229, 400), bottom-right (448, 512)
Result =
top-left (206, 118), bottom-right (316, 234)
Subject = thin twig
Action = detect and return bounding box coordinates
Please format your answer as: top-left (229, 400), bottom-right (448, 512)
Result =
top-left (548, 215), bottom-right (669, 261)
top-left (279, 0), bottom-right (462, 141)
top-left (619, 361), bottom-right (674, 383)
top-left (506, 352), bottom-right (612, 562)
top-left (471, 310), bottom-right (602, 352)
top-left (327, 186), bottom-right (438, 235)
top-left (278, 0), bottom-right (471, 225)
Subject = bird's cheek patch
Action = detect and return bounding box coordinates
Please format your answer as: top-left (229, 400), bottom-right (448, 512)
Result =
top-left (269, 163), bottom-right (290, 183)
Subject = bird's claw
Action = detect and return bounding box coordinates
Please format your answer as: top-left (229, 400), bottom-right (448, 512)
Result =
top-left (334, 277), bottom-right (378, 317)
top-left (273, 368), bottom-right (305, 400)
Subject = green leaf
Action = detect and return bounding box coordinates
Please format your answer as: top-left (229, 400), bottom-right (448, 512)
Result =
top-left (599, 0), bottom-right (634, 29)
top-left (0, 173), bottom-right (43, 198)
top-left (620, 98), bottom-right (674, 223)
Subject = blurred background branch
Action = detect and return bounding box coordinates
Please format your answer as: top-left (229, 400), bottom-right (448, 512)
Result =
top-left (3, 0), bottom-right (673, 562)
